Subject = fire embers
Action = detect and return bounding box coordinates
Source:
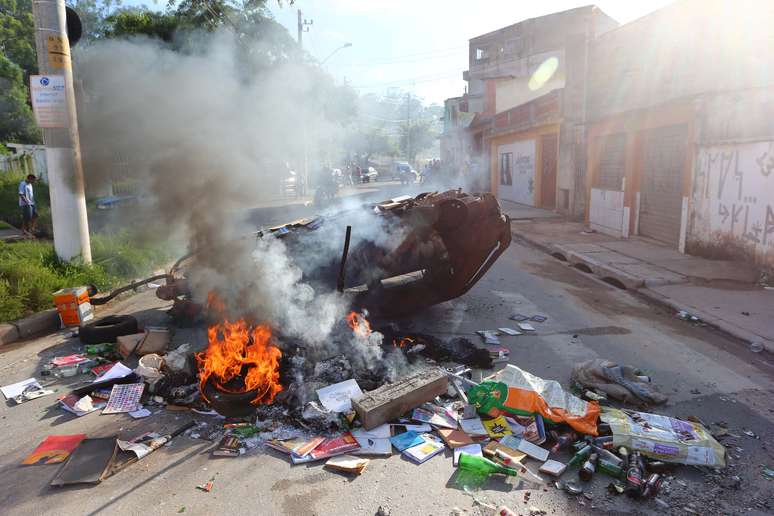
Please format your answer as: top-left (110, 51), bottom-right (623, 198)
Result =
top-left (196, 295), bottom-right (282, 406)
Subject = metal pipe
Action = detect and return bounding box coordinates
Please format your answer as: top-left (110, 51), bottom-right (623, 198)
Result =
top-left (337, 225), bottom-right (352, 292)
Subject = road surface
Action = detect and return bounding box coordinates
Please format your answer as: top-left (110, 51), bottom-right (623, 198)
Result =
top-left (1, 192), bottom-right (772, 515)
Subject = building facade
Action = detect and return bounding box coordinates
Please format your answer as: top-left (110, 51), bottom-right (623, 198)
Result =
top-left (441, 6), bottom-right (618, 214)
top-left (584, 0), bottom-right (774, 266)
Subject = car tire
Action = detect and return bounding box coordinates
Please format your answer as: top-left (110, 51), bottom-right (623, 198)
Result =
top-left (79, 315), bottom-right (139, 344)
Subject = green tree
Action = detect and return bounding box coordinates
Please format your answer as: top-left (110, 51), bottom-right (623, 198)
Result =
top-left (400, 120), bottom-right (436, 163)
top-left (0, 0), bottom-right (36, 76)
top-left (0, 54), bottom-right (40, 143)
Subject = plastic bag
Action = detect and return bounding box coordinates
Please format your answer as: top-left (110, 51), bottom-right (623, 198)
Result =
top-left (467, 364), bottom-right (600, 435)
top-left (601, 408), bottom-right (726, 467)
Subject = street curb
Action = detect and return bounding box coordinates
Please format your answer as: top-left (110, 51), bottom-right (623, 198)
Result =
top-left (511, 225), bottom-right (773, 352)
top-left (637, 288), bottom-right (774, 353)
top-left (0, 309), bottom-right (61, 347)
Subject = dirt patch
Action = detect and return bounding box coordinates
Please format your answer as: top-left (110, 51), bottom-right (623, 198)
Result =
top-left (561, 326), bottom-right (632, 336)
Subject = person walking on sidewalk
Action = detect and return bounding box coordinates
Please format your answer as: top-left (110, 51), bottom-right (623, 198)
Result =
top-left (18, 174), bottom-right (37, 237)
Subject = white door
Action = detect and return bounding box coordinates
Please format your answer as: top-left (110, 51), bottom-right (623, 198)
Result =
top-left (497, 139), bottom-right (536, 205)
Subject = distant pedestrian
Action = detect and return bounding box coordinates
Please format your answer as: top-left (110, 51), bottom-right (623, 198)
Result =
top-left (18, 174), bottom-right (37, 237)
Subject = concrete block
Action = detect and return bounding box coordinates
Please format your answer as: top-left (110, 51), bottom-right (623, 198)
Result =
top-left (12, 309), bottom-right (61, 339)
top-left (353, 367), bottom-right (449, 430)
top-left (0, 324), bottom-right (20, 346)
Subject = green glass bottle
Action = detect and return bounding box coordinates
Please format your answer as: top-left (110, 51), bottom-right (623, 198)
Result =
top-left (458, 453), bottom-right (519, 477)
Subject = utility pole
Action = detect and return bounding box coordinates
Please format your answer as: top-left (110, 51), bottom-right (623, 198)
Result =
top-left (31, 0), bottom-right (91, 262)
top-left (406, 92), bottom-right (411, 163)
top-left (297, 9), bottom-right (312, 195)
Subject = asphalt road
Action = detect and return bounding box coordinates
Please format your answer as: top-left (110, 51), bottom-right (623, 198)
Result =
top-left (1, 193), bottom-right (773, 515)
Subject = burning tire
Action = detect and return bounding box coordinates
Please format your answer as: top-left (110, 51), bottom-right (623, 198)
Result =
top-left (79, 315), bottom-right (139, 344)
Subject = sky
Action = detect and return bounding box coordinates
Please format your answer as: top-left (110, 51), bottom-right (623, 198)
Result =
top-left (269, 0), bottom-right (676, 105)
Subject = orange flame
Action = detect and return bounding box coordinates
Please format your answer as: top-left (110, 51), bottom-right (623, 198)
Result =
top-left (347, 311), bottom-right (372, 338)
top-left (393, 337), bottom-right (414, 348)
top-left (197, 294), bottom-right (282, 405)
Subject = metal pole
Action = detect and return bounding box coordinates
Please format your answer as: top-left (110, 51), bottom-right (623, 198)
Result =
top-left (31, 0), bottom-right (91, 263)
top-left (297, 9), bottom-right (302, 46)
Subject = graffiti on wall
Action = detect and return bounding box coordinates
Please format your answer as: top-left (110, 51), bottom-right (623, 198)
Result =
top-left (694, 141), bottom-right (774, 256)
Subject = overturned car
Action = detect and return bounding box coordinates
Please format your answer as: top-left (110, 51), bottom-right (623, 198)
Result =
top-left (149, 190), bottom-right (511, 320)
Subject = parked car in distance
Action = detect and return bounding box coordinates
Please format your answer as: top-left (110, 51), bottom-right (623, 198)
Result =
top-left (362, 166), bottom-right (379, 183)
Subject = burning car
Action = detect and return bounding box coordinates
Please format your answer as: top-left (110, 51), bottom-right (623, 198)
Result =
top-left (156, 189), bottom-right (511, 320)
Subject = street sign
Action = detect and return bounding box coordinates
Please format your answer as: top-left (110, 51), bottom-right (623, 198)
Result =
top-left (30, 75), bottom-right (68, 128)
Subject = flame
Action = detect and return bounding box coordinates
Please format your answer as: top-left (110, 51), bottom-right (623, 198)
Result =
top-left (197, 294), bottom-right (282, 405)
top-left (347, 311), bottom-right (372, 338)
top-left (393, 337), bottom-right (414, 348)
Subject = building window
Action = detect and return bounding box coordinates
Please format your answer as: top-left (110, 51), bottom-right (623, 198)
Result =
top-left (506, 38), bottom-right (523, 55)
top-left (475, 47), bottom-right (489, 61)
top-left (500, 152), bottom-right (513, 186)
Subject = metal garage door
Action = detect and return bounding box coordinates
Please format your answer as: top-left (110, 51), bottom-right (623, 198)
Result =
top-left (595, 133), bottom-right (626, 190)
top-left (639, 125), bottom-right (687, 246)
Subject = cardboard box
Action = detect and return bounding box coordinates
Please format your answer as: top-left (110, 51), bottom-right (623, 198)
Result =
top-left (53, 287), bottom-right (93, 327)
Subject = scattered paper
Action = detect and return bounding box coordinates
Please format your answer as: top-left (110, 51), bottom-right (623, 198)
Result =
top-left (353, 424), bottom-right (391, 438)
top-left (1, 378), bottom-right (41, 400)
top-left (117, 432), bottom-right (161, 459)
top-left (103, 383), bottom-right (144, 414)
top-left (58, 394), bottom-right (105, 416)
top-left (316, 379), bottom-right (363, 413)
top-left (351, 433), bottom-right (392, 456)
top-left (129, 407), bottom-right (152, 419)
top-left (476, 330), bottom-right (500, 345)
top-left (94, 362), bottom-right (133, 383)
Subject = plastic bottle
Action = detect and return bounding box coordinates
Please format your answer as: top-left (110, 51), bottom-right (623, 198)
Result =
top-left (458, 453), bottom-right (519, 478)
top-left (579, 452), bottom-right (598, 481)
top-left (625, 451), bottom-right (645, 498)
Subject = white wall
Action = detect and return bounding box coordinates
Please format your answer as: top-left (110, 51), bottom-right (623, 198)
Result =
top-left (590, 188), bottom-right (627, 237)
top-left (691, 141), bottom-right (774, 264)
top-left (497, 139), bottom-right (536, 205)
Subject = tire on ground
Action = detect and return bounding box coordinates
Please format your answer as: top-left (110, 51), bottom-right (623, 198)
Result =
top-left (79, 315), bottom-right (139, 344)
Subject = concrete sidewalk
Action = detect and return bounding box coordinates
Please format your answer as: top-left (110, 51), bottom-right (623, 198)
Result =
top-left (509, 215), bottom-right (774, 351)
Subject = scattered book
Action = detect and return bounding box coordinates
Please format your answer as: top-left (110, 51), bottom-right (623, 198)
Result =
top-left (294, 436), bottom-right (326, 457)
top-left (498, 327), bottom-right (522, 336)
top-left (530, 315), bottom-right (548, 323)
top-left (539, 459), bottom-right (567, 476)
top-left (517, 322), bottom-right (536, 332)
top-left (325, 454), bottom-right (370, 475)
top-left (483, 440), bottom-right (526, 463)
top-left (390, 430), bottom-right (424, 452)
top-left (22, 434), bottom-right (86, 465)
top-left (300, 433), bottom-right (359, 462)
top-left (501, 435), bottom-right (549, 462)
top-left (402, 434), bottom-right (445, 464)
top-left (212, 435), bottom-right (241, 457)
top-left (265, 437), bottom-right (307, 455)
top-left (459, 417), bottom-right (488, 436)
top-left (482, 416), bottom-right (512, 438)
top-left (412, 404), bottom-right (457, 429)
top-left (509, 313), bottom-right (529, 322)
top-left (504, 414), bottom-right (546, 444)
top-left (102, 383), bottom-right (144, 414)
top-left (438, 428), bottom-right (474, 449)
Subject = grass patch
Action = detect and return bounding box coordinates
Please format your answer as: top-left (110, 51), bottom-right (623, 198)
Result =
top-left (0, 233), bottom-right (173, 322)
top-left (0, 173), bottom-right (53, 235)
